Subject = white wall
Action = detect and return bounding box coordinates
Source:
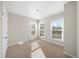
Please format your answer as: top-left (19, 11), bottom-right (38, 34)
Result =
top-left (77, 1), bottom-right (79, 58)
top-left (0, 1), bottom-right (2, 57)
top-left (1, 2), bottom-right (8, 58)
top-left (39, 13), bottom-right (64, 46)
top-left (8, 13), bottom-right (37, 46)
top-left (64, 2), bottom-right (76, 57)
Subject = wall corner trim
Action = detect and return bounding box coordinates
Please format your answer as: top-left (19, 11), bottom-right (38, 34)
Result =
top-left (64, 51), bottom-right (76, 58)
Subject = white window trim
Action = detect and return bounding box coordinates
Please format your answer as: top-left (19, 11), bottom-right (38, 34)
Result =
top-left (30, 23), bottom-right (37, 37)
top-left (39, 23), bottom-right (45, 37)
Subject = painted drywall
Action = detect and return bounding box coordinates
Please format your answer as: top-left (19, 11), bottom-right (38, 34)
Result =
top-left (64, 2), bottom-right (76, 57)
top-left (8, 13), bottom-right (37, 46)
top-left (77, 1), bottom-right (79, 58)
top-left (0, 1), bottom-right (2, 58)
top-left (39, 13), bottom-right (64, 46)
top-left (1, 2), bottom-right (8, 58)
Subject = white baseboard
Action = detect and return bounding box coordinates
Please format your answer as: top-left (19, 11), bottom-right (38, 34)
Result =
top-left (41, 38), bottom-right (64, 47)
top-left (8, 39), bottom-right (31, 47)
top-left (64, 51), bottom-right (76, 58)
top-left (8, 42), bottom-right (19, 47)
top-left (8, 38), bottom-right (36, 47)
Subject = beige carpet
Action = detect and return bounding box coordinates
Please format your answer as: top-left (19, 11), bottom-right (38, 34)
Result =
top-left (6, 39), bottom-right (70, 58)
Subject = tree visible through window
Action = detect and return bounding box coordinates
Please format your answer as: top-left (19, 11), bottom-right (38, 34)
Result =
top-left (52, 17), bottom-right (64, 40)
top-left (40, 24), bottom-right (45, 36)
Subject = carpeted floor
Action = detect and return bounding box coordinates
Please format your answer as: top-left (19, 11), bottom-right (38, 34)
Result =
top-left (6, 39), bottom-right (70, 58)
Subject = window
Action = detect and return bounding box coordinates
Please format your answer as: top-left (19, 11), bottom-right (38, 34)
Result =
top-left (52, 17), bottom-right (64, 40)
top-left (30, 24), bottom-right (36, 37)
top-left (40, 24), bottom-right (45, 36)
top-left (52, 26), bottom-right (62, 39)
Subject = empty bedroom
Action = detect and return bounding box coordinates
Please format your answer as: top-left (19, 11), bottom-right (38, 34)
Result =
top-left (0, 1), bottom-right (79, 58)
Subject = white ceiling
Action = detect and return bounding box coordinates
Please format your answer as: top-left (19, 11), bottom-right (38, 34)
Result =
top-left (6, 1), bottom-right (68, 20)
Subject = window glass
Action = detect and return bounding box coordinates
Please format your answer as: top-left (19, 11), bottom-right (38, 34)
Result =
top-left (52, 17), bottom-right (64, 40)
top-left (40, 24), bottom-right (45, 36)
